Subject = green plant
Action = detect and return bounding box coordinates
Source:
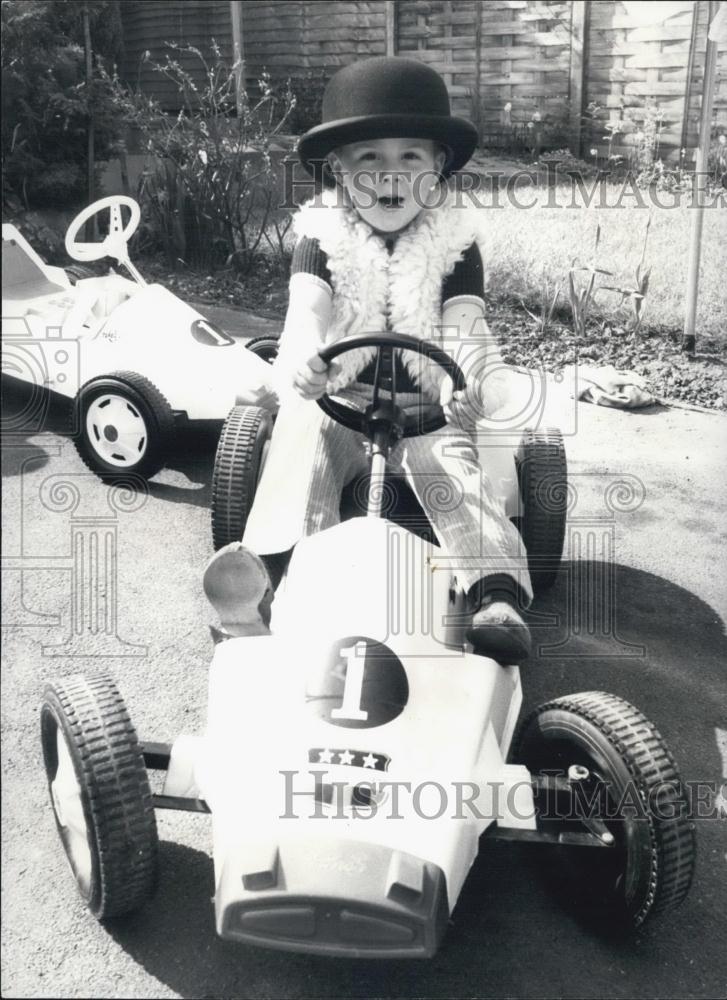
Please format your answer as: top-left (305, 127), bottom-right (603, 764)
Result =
top-left (1, 0), bottom-right (123, 208)
top-left (521, 268), bottom-right (561, 335)
top-left (628, 100), bottom-right (665, 182)
top-left (709, 127), bottom-right (727, 188)
top-left (263, 211), bottom-right (294, 275)
top-left (603, 216), bottom-right (652, 334)
top-left (114, 44), bottom-right (295, 273)
top-left (567, 223), bottom-right (612, 338)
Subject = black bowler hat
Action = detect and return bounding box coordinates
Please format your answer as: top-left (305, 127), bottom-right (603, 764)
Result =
top-left (297, 56), bottom-right (479, 179)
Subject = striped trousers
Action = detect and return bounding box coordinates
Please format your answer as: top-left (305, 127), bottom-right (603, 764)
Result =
top-left (243, 385), bottom-right (532, 601)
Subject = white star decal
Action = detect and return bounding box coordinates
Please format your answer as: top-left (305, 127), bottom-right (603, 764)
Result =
top-left (318, 749), bottom-right (334, 764)
top-left (337, 749), bottom-right (355, 766)
top-left (362, 752), bottom-right (377, 769)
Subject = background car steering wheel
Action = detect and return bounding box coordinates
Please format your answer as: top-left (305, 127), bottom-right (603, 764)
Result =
top-left (316, 333), bottom-right (467, 438)
top-left (65, 196), bottom-right (141, 264)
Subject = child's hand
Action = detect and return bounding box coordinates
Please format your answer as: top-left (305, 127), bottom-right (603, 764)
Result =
top-left (293, 346), bottom-right (340, 401)
top-left (443, 382), bottom-right (486, 427)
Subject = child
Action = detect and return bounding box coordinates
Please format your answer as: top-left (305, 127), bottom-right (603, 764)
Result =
top-left (205, 56), bottom-right (532, 662)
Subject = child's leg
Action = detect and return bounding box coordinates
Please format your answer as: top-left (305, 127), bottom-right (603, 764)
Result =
top-left (397, 424), bottom-right (532, 599)
top-left (242, 396), bottom-right (368, 557)
top-left (396, 423), bottom-right (533, 661)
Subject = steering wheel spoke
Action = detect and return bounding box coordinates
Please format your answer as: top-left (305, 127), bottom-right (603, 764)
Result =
top-left (316, 333), bottom-right (466, 440)
top-left (109, 203), bottom-right (124, 234)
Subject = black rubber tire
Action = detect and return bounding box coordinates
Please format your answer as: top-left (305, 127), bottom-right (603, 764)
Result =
top-left (514, 691), bottom-right (696, 930)
top-left (72, 370), bottom-right (174, 482)
top-left (64, 264), bottom-right (98, 284)
top-left (211, 404), bottom-right (273, 550)
top-left (245, 335), bottom-right (279, 364)
top-left (40, 674), bottom-right (159, 921)
top-left (516, 427), bottom-right (567, 594)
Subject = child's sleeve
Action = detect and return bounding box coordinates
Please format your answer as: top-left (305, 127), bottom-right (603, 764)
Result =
top-left (272, 237), bottom-right (333, 399)
top-left (441, 242), bottom-right (513, 418)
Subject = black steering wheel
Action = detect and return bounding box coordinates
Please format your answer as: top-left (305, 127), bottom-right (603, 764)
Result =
top-left (316, 333), bottom-right (467, 439)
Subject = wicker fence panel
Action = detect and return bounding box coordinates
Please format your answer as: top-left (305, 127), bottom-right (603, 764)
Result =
top-left (243, 1), bottom-right (387, 78)
top-left (586, 1), bottom-right (702, 157)
top-left (121, 0), bottom-right (233, 108)
top-left (119, 1), bottom-right (727, 158)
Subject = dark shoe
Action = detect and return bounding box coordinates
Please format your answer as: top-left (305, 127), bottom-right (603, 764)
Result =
top-left (203, 542), bottom-right (273, 638)
top-left (466, 597), bottom-right (531, 663)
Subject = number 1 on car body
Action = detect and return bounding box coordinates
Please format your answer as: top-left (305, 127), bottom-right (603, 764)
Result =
top-left (331, 642), bottom-right (369, 721)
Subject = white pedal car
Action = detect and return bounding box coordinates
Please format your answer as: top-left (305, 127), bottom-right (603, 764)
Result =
top-left (2, 196), bottom-right (272, 480)
top-left (40, 336), bottom-right (695, 957)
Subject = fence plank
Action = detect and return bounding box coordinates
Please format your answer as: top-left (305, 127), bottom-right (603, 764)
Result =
top-left (118, 0), bottom-right (726, 162)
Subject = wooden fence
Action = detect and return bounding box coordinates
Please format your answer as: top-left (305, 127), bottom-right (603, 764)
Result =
top-left (120, 1), bottom-right (727, 159)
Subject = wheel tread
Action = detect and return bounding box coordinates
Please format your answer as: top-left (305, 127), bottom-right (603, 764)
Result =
top-left (211, 405), bottom-right (272, 550)
top-left (515, 690), bottom-right (696, 926)
top-left (517, 427), bottom-right (568, 593)
top-left (71, 371), bottom-right (174, 482)
top-left (41, 674), bottom-right (158, 920)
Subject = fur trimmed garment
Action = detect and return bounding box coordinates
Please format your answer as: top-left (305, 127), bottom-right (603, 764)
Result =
top-left (274, 186), bottom-right (492, 403)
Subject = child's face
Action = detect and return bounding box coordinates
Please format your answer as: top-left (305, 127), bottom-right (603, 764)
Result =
top-left (328, 137), bottom-right (447, 233)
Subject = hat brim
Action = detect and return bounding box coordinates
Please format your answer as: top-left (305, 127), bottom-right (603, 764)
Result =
top-left (297, 114), bottom-right (478, 179)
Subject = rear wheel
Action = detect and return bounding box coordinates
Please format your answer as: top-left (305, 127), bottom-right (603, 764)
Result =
top-left (516, 427), bottom-right (567, 594)
top-left (40, 674), bottom-right (159, 921)
top-left (211, 404), bottom-right (273, 550)
top-left (72, 371), bottom-right (174, 481)
top-left (514, 691), bottom-right (695, 930)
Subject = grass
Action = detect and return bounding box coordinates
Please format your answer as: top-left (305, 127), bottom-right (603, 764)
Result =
top-left (474, 182), bottom-right (726, 346)
top-left (261, 175), bottom-right (725, 345)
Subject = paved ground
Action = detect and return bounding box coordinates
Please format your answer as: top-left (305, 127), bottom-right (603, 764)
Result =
top-left (2, 313), bottom-right (726, 998)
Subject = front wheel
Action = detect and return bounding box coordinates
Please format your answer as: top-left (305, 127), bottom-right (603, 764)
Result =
top-left (40, 674), bottom-right (159, 921)
top-left (514, 691), bottom-right (695, 930)
top-left (72, 371), bottom-right (174, 481)
top-left (211, 404), bottom-right (273, 550)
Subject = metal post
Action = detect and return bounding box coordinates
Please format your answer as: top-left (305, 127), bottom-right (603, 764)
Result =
top-left (230, 0), bottom-right (245, 118)
top-left (568, 1), bottom-right (589, 158)
top-left (683, 1), bottom-right (720, 355)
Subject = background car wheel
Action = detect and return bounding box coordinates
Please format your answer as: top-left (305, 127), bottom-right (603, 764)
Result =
top-left (245, 335), bottom-right (279, 364)
top-left (72, 371), bottom-right (174, 481)
top-left (516, 427), bottom-right (567, 594)
top-left (211, 404), bottom-right (273, 550)
top-left (64, 263), bottom-right (99, 284)
top-left (514, 691), bottom-right (696, 931)
top-left (40, 674), bottom-right (159, 921)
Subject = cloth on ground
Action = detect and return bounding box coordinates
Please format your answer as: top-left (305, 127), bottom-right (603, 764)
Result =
top-left (564, 364), bottom-right (656, 409)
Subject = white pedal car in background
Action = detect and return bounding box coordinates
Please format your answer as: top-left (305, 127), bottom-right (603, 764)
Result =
top-left (2, 196), bottom-right (273, 480)
top-left (40, 336), bottom-right (695, 958)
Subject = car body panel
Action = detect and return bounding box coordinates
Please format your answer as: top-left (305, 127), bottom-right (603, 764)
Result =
top-left (2, 223), bottom-right (272, 418)
top-left (173, 518), bottom-right (534, 957)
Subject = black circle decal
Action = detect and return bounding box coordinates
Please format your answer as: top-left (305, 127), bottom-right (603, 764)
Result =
top-left (306, 636), bottom-right (409, 729)
top-left (191, 318), bottom-right (234, 347)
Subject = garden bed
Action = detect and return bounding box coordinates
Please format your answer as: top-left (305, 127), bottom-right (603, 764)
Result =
top-left (141, 255), bottom-right (725, 411)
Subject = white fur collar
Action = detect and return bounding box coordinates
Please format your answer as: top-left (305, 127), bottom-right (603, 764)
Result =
top-left (292, 187), bottom-right (483, 399)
